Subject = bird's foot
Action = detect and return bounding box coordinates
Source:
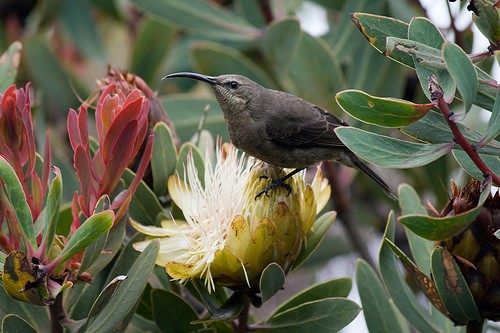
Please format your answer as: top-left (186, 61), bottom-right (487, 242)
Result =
top-left (255, 177), bottom-right (292, 199)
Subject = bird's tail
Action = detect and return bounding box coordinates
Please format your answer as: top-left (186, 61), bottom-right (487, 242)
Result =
top-left (351, 156), bottom-right (398, 201)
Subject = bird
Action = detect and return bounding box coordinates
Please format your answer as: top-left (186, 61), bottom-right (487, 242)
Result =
top-left (163, 72), bottom-right (396, 200)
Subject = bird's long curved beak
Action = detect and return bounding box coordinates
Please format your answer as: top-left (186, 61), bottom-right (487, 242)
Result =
top-left (162, 72), bottom-right (218, 85)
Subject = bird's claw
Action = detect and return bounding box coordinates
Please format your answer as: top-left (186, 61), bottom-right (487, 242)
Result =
top-left (255, 178), bottom-right (292, 199)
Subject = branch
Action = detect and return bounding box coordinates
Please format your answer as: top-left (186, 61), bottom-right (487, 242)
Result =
top-left (428, 75), bottom-right (500, 186)
top-left (323, 162), bottom-right (377, 269)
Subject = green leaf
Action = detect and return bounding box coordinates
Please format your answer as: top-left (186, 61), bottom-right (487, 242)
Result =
top-left (152, 289), bottom-right (203, 333)
top-left (131, 18), bottom-right (174, 84)
top-left (0, 156), bottom-right (35, 249)
top-left (191, 41), bottom-right (277, 89)
top-left (42, 167), bottom-right (62, 258)
top-left (398, 184), bottom-right (434, 275)
top-left (356, 259), bottom-right (408, 333)
top-left (127, 314), bottom-right (158, 333)
top-left (265, 298), bottom-right (360, 332)
top-left (335, 127), bottom-right (452, 168)
top-left (329, 0), bottom-right (385, 63)
top-left (84, 240), bottom-right (159, 333)
top-left (384, 239), bottom-right (448, 317)
top-left (122, 169), bottom-right (164, 226)
top-left (398, 177), bottom-right (492, 241)
top-left (336, 90), bottom-right (434, 127)
top-left (402, 111), bottom-right (500, 156)
top-left (0, 41), bottom-right (22, 92)
top-left (54, 210), bottom-right (114, 265)
top-left (379, 212), bottom-right (444, 332)
top-left (0, 282), bottom-right (50, 331)
top-left (77, 275), bottom-right (128, 332)
top-left (480, 87), bottom-right (500, 146)
top-left (264, 18), bottom-right (345, 112)
top-left (453, 150), bottom-right (500, 180)
top-left (59, 0), bottom-right (105, 61)
top-left (430, 247), bottom-right (480, 324)
top-left (175, 142), bottom-right (205, 186)
top-left (195, 291), bottom-right (245, 324)
top-left (129, 0), bottom-right (261, 41)
top-left (407, 17), bottom-right (456, 103)
top-left (151, 122), bottom-right (178, 197)
top-left (350, 13), bottom-right (412, 67)
top-left (2, 314), bottom-right (37, 333)
top-left (294, 211), bottom-right (336, 268)
top-left (105, 232), bottom-right (144, 283)
top-left (23, 36), bottom-right (85, 110)
top-left (161, 95), bottom-right (227, 143)
top-left (80, 210), bottom-right (126, 276)
top-left (472, 0), bottom-right (500, 46)
top-left (273, 278), bottom-right (352, 316)
top-left (260, 263), bottom-right (285, 303)
top-left (443, 42), bottom-right (478, 113)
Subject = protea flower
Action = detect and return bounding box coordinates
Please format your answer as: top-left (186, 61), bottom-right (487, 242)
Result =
top-left (439, 179), bottom-right (500, 321)
top-left (132, 142), bottom-right (332, 292)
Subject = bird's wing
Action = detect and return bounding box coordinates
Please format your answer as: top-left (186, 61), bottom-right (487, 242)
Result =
top-left (265, 103), bottom-right (348, 148)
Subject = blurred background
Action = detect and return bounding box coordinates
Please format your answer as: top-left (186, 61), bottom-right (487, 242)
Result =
top-left (0, 0), bottom-right (497, 331)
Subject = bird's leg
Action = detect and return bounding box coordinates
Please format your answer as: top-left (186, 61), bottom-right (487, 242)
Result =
top-left (255, 168), bottom-right (305, 199)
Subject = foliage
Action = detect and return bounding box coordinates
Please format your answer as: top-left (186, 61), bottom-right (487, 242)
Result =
top-left (0, 0), bottom-right (499, 332)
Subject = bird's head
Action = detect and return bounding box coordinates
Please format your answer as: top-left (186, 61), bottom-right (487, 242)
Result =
top-left (163, 72), bottom-right (262, 111)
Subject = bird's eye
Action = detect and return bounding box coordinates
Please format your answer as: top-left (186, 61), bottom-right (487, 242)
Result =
top-left (229, 81), bottom-right (239, 89)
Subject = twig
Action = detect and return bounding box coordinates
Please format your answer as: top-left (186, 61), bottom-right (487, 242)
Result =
top-left (428, 75), bottom-right (500, 186)
top-left (237, 294), bottom-right (251, 333)
top-left (49, 293), bottom-right (64, 333)
top-left (323, 162), bottom-right (377, 269)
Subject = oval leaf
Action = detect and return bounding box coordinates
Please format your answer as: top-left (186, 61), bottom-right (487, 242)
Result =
top-left (273, 278), bottom-right (352, 316)
top-left (55, 210), bottom-right (114, 265)
top-left (260, 263), bottom-right (285, 303)
top-left (161, 95), bottom-right (227, 143)
top-left (335, 127), bottom-right (452, 168)
top-left (42, 167), bottom-right (62, 258)
top-left (402, 111), bottom-right (500, 156)
top-left (0, 156), bottom-right (35, 248)
top-left (122, 168), bottom-right (163, 226)
top-left (379, 212), bottom-right (445, 332)
top-left (398, 177), bottom-right (492, 241)
top-left (0, 41), bottom-right (22, 92)
top-left (84, 239), bottom-right (159, 332)
top-left (294, 211), bottom-right (336, 269)
top-left (480, 87), bottom-right (500, 146)
top-left (430, 247), bottom-right (480, 324)
top-left (266, 298), bottom-right (360, 332)
top-left (453, 150), bottom-right (500, 180)
top-left (336, 90), bottom-right (433, 127)
top-left (151, 122), bottom-right (178, 197)
top-left (152, 289), bottom-right (203, 333)
top-left (356, 259), bottom-right (408, 333)
top-left (191, 41), bottom-right (277, 88)
top-left (443, 42), bottom-right (478, 113)
top-left (175, 142), bottom-right (205, 186)
top-left (2, 314), bottom-right (37, 333)
top-left (397, 184), bottom-right (433, 274)
top-left (472, 0), bottom-right (500, 45)
top-left (350, 13), bottom-right (412, 67)
top-left (264, 18), bottom-right (345, 112)
top-left (129, 0), bottom-right (260, 41)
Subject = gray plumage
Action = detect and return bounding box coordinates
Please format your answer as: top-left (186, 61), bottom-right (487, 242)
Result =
top-left (164, 72), bottom-right (396, 200)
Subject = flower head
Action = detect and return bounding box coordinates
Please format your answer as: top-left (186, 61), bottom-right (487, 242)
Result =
top-left (133, 142), bottom-right (331, 292)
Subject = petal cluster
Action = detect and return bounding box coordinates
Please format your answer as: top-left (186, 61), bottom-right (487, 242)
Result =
top-left (133, 143), bottom-right (330, 292)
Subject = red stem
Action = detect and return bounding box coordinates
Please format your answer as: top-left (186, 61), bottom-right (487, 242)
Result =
top-left (430, 78), bottom-right (500, 186)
